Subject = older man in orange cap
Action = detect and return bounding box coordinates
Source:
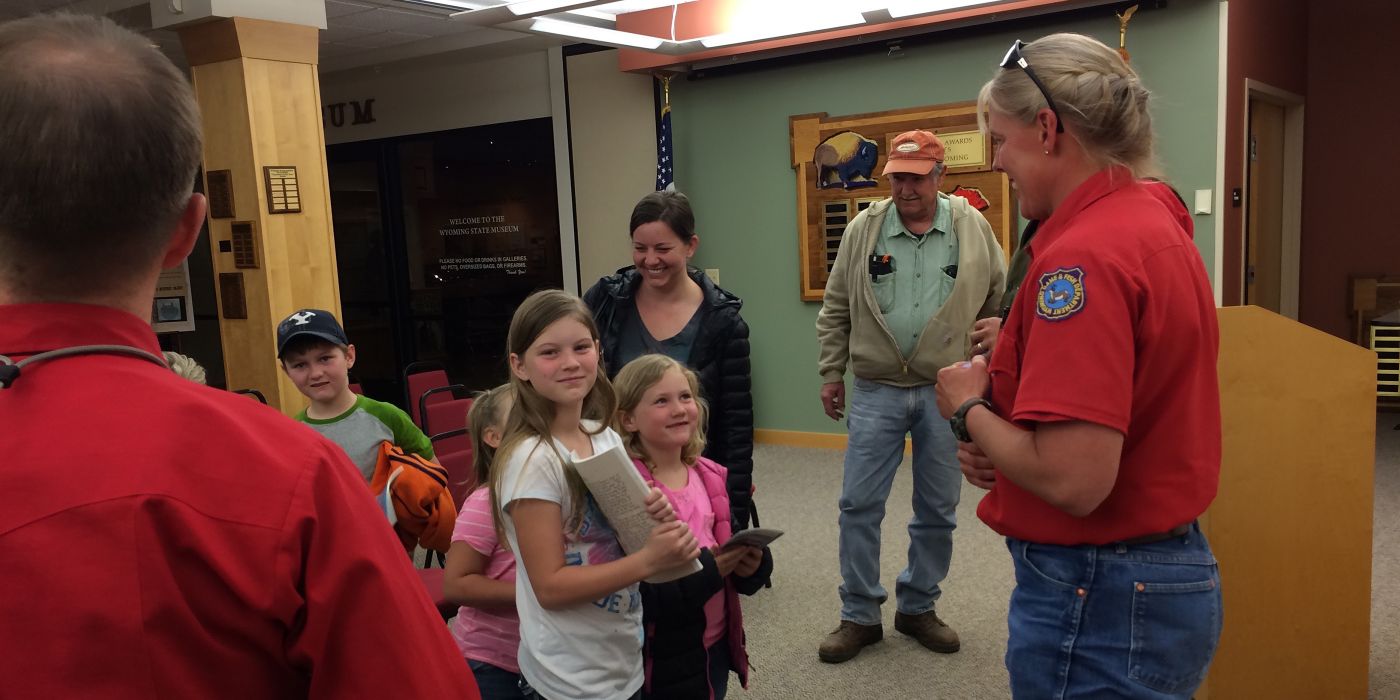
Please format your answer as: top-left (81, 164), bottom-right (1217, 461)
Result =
top-left (815, 130), bottom-right (1006, 663)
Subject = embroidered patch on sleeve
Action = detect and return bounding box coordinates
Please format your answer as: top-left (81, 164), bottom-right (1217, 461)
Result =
top-left (1035, 267), bottom-right (1086, 321)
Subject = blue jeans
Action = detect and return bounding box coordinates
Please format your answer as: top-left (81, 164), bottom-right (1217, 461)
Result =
top-left (1005, 524), bottom-right (1223, 699)
top-left (519, 678), bottom-right (640, 700)
top-left (838, 377), bottom-right (962, 625)
top-left (468, 659), bottom-right (526, 699)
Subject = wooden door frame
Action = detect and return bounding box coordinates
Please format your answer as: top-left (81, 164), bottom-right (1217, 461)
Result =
top-left (1241, 79), bottom-right (1304, 319)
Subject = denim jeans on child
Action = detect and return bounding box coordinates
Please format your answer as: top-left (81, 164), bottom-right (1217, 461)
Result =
top-left (467, 660), bottom-right (526, 699)
top-left (838, 377), bottom-right (962, 625)
top-left (1005, 523), bottom-right (1222, 699)
top-left (518, 678), bottom-right (641, 700)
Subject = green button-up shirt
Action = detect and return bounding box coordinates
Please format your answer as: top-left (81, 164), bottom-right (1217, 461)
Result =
top-left (999, 219), bottom-right (1039, 318)
top-left (871, 193), bottom-right (958, 358)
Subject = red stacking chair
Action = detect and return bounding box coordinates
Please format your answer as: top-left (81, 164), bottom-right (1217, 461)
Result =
top-left (415, 568), bottom-right (455, 622)
top-left (424, 395), bottom-right (473, 456)
top-left (433, 443), bottom-right (476, 512)
top-left (402, 361), bottom-right (451, 429)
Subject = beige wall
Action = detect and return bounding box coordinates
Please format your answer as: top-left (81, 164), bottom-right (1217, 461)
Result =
top-left (317, 47), bottom-right (578, 290)
top-left (566, 49), bottom-right (655, 290)
top-left (317, 47), bottom-right (655, 294)
top-left (319, 50), bottom-right (552, 145)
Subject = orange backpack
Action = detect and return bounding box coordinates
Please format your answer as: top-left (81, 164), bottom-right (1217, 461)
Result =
top-left (368, 441), bottom-right (457, 555)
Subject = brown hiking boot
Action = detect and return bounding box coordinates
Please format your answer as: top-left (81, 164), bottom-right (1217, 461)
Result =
top-left (818, 620), bottom-right (883, 663)
top-left (894, 609), bottom-right (960, 653)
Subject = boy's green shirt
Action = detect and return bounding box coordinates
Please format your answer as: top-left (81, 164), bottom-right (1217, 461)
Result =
top-left (296, 394), bottom-right (435, 482)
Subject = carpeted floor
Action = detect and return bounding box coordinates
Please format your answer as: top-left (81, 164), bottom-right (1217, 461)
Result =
top-left (733, 418), bottom-right (1400, 699)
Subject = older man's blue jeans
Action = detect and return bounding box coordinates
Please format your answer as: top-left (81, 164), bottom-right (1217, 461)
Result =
top-left (1005, 523), bottom-right (1222, 699)
top-left (838, 377), bottom-right (962, 625)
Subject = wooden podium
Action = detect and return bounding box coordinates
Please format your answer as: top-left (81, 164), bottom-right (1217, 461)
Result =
top-left (1198, 306), bottom-right (1375, 698)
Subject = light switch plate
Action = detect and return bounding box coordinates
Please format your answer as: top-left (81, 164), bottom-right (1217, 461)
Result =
top-left (1193, 189), bottom-right (1213, 215)
top-left (705, 268), bottom-right (720, 285)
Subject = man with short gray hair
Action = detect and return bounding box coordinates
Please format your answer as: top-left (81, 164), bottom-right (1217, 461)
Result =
top-left (0, 14), bottom-right (478, 698)
top-left (815, 130), bottom-right (1006, 663)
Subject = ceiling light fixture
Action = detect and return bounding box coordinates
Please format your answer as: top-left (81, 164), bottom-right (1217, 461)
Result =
top-left (564, 0), bottom-right (700, 21)
top-left (508, 0), bottom-right (604, 14)
top-left (450, 0), bottom-right (614, 24)
top-left (431, 0), bottom-right (1019, 56)
top-left (525, 16), bottom-right (665, 49)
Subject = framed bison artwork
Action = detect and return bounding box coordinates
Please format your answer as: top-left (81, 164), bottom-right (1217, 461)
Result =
top-left (790, 102), bottom-right (1016, 301)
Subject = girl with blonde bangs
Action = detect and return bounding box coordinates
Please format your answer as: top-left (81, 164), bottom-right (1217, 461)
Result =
top-left (614, 353), bottom-right (772, 699)
top-left (444, 384), bottom-right (525, 698)
top-left (489, 290), bottom-right (616, 538)
top-left (489, 289), bottom-right (700, 700)
top-left (614, 354), bottom-right (709, 468)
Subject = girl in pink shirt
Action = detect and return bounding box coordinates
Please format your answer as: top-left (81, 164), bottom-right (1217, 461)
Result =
top-left (615, 354), bottom-right (774, 700)
top-left (444, 385), bottom-right (524, 699)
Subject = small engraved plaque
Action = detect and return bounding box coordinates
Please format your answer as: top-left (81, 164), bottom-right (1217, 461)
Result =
top-left (938, 129), bottom-right (989, 172)
top-left (263, 165), bottom-right (302, 214)
top-left (218, 272), bottom-right (247, 319)
top-left (230, 220), bottom-right (258, 269)
top-left (207, 169), bottom-right (235, 218)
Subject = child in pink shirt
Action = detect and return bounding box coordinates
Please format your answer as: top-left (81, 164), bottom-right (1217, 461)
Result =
top-left (444, 385), bottom-right (524, 699)
top-left (615, 354), bottom-right (773, 700)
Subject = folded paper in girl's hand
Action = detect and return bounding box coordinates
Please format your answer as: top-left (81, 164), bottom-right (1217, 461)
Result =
top-left (721, 528), bottom-right (783, 551)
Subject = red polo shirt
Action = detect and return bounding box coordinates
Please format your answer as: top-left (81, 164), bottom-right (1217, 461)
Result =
top-left (0, 303), bottom-right (478, 699)
top-left (977, 169), bottom-right (1221, 545)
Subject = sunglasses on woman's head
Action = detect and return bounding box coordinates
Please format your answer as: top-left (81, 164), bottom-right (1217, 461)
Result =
top-left (1000, 40), bottom-right (1065, 134)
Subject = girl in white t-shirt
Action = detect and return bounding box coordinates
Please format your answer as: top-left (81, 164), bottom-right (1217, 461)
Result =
top-left (491, 289), bottom-right (701, 700)
top-left (614, 355), bottom-right (772, 699)
top-left (444, 384), bottom-right (525, 699)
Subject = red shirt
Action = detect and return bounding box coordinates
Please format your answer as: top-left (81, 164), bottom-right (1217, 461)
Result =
top-left (0, 303), bottom-right (478, 699)
top-left (977, 169), bottom-right (1221, 545)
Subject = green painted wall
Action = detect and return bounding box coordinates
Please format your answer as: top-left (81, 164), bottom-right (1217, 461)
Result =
top-left (671, 0), bottom-right (1220, 434)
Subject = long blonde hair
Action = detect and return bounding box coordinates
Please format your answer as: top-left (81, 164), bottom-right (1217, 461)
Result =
top-left (490, 289), bottom-right (617, 537)
top-left (466, 383), bottom-right (512, 490)
top-left (977, 32), bottom-right (1160, 179)
top-left (613, 354), bottom-right (708, 469)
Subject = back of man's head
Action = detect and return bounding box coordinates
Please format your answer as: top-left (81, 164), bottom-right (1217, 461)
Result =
top-left (0, 13), bottom-right (202, 301)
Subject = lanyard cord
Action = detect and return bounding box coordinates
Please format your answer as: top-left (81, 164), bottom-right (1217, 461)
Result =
top-left (0, 345), bottom-right (167, 389)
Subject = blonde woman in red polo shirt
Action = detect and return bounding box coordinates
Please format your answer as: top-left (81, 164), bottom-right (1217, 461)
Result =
top-left (935, 33), bottom-right (1222, 699)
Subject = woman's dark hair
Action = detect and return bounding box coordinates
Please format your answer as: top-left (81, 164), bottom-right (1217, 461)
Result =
top-left (629, 190), bottom-right (695, 242)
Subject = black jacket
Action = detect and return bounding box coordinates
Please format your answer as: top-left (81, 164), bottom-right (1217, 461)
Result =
top-left (583, 266), bottom-right (756, 528)
top-left (640, 548), bottom-right (773, 699)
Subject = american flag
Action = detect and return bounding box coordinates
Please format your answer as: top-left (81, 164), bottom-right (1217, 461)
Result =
top-left (655, 102), bottom-right (674, 191)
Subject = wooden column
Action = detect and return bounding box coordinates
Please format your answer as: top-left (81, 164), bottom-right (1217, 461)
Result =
top-left (179, 17), bottom-right (340, 416)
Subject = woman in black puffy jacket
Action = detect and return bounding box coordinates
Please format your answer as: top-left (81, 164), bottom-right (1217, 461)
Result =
top-left (583, 190), bottom-right (757, 529)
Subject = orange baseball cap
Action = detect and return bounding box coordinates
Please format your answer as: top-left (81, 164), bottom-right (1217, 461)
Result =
top-left (881, 130), bottom-right (946, 176)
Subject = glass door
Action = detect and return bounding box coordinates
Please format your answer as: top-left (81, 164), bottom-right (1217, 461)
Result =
top-left (327, 117), bottom-right (562, 406)
top-left (328, 141), bottom-right (409, 403)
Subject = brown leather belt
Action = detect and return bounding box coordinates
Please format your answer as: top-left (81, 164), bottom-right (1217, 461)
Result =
top-left (1117, 522), bottom-right (1194, 546)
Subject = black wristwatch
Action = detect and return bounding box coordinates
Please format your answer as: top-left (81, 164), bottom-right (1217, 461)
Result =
top-left (949, 397), bottom-right (992, 442)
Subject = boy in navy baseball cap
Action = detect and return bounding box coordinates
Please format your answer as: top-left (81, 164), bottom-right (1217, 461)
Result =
top-left (277, 308), bottom-right (434, 482)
